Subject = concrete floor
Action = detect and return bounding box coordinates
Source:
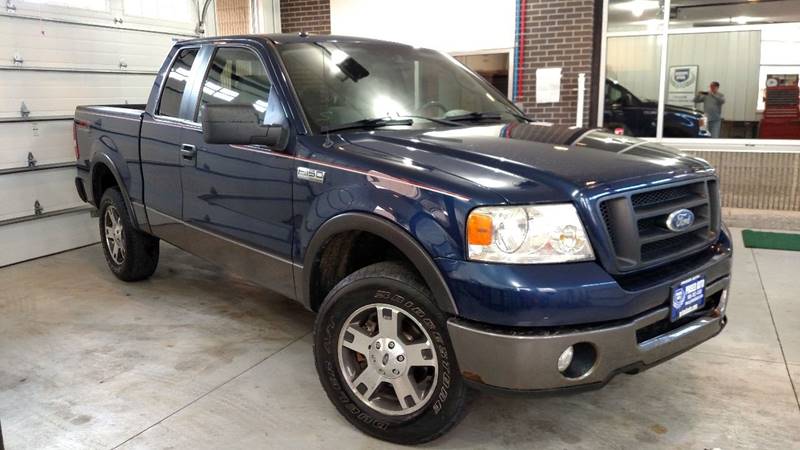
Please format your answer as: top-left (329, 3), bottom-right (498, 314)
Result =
top-left (1, 229), bottom-right (799, 449)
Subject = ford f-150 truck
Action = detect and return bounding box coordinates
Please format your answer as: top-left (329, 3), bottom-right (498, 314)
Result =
top-left (74, 34), bottom-right (732, 444)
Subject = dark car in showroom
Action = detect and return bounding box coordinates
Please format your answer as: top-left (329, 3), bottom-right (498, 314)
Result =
top-left (604, 79), bottom-right (711, 138)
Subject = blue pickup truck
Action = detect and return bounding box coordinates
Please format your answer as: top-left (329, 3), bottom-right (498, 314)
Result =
top-left (74, 34), bottom-right (732, 444)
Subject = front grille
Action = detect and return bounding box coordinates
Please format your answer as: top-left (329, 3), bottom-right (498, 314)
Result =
top-left (599, 201), bottom-right (615, 247)
top-left (597, 178), bottom-right (721, 272)
top-left (640, 232), bottom-right (707, 261)
top-left (631, 184), bottom-right (696, 209)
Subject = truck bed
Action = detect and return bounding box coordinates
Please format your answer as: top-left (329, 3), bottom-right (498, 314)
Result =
top-left (74, 104), bottom-right (147, 207)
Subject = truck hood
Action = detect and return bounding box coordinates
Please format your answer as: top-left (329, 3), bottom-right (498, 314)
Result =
top-left (343, 123), bottom-right (712, 203)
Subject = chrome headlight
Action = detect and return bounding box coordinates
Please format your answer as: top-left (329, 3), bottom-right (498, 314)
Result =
top-left (466, 204), bottom-right (595, 264)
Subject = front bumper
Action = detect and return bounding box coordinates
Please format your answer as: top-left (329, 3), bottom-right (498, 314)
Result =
top-left (448, 276), bottom-right (729, 391)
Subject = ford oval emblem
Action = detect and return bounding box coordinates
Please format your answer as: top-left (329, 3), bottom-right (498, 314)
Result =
top-left (666, 208), bottom-right (695, 232)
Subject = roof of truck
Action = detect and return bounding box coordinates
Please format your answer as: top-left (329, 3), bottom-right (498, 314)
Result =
top-left (181, 32), bottom-right (404, 45)
top-left (179, 33), bottom-right (409, 47)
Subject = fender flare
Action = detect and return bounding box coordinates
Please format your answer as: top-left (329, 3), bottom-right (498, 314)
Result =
top-left (89, 152), bottom-right (138, 226)
top-left (302, 212), bottom-right (459, 315)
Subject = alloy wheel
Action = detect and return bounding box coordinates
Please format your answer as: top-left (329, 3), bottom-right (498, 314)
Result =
top-left (337, 303), bottom-right (438, 416)
top-left (104, 205), bottom-right (126, 265)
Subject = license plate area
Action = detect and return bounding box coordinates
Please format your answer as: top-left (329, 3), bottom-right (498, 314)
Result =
top-left (671, 274), bottom-right (706, 322)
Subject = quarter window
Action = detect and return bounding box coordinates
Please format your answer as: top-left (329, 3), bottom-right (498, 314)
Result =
top-left (196, 47), bottom-right (272, 123)
top-left (602, 0), bottom-right (800, 141)
top-left (158, 48), bottom-right (198, 118)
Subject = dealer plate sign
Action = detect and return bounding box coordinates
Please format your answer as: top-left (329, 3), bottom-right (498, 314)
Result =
top-left (671, 274), bottom-right (705, 322)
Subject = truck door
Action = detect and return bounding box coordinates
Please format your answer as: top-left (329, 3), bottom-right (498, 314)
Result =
top-left (177, 45), bottom-right (296, 298)
top-left (140, 47), bottom-right (201, 222)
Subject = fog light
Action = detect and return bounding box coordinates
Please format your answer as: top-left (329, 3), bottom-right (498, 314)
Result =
top-left (557, 346), bottom-right (574, 373)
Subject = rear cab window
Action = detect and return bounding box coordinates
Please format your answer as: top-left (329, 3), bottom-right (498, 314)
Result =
top-left (158, 48), bottom-right (199, 117)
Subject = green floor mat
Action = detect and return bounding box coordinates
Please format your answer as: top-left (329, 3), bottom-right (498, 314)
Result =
top-left (742, 229), bottom-right (800, 251)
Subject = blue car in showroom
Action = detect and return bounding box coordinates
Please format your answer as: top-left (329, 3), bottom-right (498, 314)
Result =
top-left (605, 78), bottom-right (711, 138)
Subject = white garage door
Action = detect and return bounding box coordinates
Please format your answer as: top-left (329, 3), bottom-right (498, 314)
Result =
top-left (0, 0), bottom-right (216, 267)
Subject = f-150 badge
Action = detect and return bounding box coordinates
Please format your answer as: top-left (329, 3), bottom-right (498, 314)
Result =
top-left (297, 167), bottom-right (326, 183)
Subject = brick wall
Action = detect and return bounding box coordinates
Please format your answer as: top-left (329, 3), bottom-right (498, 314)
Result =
top-left (517, 0), bottom-right (598, 126)
top-left (280, 0), bottom-right (331, 34)
top-left (215, 0), bottom-right (251, 35)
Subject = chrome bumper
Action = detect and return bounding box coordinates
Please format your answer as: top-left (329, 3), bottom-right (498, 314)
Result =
top-left (448, 277), bottom-right (729, 392)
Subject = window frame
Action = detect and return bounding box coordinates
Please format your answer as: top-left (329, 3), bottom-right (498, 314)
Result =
top-left (597, 0), bottom-right (800, 147)
top-left (187, 43), bottom-right (275, 127)
top-left (154, 45), bottom-right (203, 121)
top-left (188, 44), bottom-right (276, 128)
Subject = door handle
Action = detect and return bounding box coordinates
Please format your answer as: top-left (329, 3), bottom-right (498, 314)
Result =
top-left (180, 144), bottom-right (196, 160)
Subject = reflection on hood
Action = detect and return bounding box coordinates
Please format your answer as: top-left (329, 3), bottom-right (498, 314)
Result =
top-left (439, 122), bottom-right (691, 162)
top-left (498, 122), bottom-right (588, 145)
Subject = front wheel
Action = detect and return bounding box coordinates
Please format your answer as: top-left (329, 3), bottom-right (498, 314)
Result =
top-left (313, 262), bottom-right (467, 444)
top-left (98, 188), bottom-right (159, 281)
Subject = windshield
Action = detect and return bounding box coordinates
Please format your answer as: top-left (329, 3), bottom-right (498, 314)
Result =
top-left (277, 41), bottom-right (525, 133)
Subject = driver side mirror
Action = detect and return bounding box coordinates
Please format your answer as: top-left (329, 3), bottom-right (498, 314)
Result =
top-left (201, 104), bottom-right (288, 149)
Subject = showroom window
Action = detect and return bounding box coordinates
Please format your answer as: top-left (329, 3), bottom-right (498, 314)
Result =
top-left (599, 0), bottom-right (800, 142)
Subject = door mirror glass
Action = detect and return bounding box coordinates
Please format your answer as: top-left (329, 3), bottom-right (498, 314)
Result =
top-left (201, 104), bottom-right (287, 147)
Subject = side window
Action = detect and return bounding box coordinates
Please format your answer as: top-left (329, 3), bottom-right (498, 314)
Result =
top-left (607, 84), bottom-right (623, 105)
top-left (158, 48), bottom-right (199, 117)
top-left (196, 47), bottom-right (271, 123)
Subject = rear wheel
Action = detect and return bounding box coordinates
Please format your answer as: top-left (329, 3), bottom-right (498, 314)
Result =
top-left (314, 261), bottom-right (467, 444)
top-left (98, 188), bottom-right (159, 281)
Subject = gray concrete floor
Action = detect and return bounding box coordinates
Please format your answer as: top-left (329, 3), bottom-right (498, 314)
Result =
top-left (1, 228), bottom-right (799, 449)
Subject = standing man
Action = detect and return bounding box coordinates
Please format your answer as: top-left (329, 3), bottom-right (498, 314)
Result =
top-left (694, 81), bottom-right (726, 138)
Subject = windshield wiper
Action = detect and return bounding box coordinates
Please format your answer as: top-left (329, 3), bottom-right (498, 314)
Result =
top-left (320, 117), bottom-right (413, 133)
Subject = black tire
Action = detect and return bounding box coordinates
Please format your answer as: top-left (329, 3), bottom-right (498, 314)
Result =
top-left (98, 188), bottom-right (159, 281)
top-left (313, 261), bottom-right (467, 445)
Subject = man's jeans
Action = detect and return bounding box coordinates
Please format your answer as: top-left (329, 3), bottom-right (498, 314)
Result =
top-left (709, 120), bottom-right (721, 138)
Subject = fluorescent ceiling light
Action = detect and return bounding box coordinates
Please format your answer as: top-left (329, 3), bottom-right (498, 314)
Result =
top-left (615, 0), bottom-right (660, 18)
top-left (641, 18), bottom-right (663, 32)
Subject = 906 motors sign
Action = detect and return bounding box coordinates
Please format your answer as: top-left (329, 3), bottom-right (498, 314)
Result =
top-left (671, 274), bottom-right (706, 321)
top-left (667, 65), bottom-right (699, 109)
